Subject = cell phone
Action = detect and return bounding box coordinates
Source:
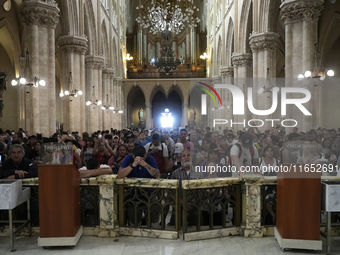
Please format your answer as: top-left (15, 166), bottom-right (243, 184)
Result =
top-left (0, 155), bottom-right (2, 162)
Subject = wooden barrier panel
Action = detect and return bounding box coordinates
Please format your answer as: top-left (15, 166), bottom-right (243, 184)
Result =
top-left (276, 164), bottom-right (322, 250)
top-left (39, 164), bottom-right (81, 238)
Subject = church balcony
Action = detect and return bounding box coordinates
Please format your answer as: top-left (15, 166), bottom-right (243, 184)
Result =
top-left (126, 71), bottom-right (206, 79)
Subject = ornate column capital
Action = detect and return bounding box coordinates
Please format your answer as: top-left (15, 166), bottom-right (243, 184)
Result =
top-left (85, 55), bottom-right (105, 69)
top-left (249, 32), bottom-right (280, 52)
top-left (145, 102), bottom-right (152, 109)
top-left (102, 68), bottom-right (115, 79)
top-left (212, 76), bottom-right (222, 85)
top-left (280, 0), bottom-right (324, 25)
top-left (220, 66), bottom-right (234, 78)
top-left (183, 102), bottom-right (189, 108)
top-left (232, 53), bottom-right (252, 67)
top-left (19, 0), bottom-right (60, 28)
top-left (57, 35), bottom-right (88, 55)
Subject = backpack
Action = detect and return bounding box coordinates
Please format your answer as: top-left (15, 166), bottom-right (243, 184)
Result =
top-left (227, 143), bottom-right (254, 166)
top-left (147, 143), bottom-right (164, 153)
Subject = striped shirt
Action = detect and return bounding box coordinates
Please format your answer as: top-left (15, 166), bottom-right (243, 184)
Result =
top-left (170, 166), bottom-right (204, 180)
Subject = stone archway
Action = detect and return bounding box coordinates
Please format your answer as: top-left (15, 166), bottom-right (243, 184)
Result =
top-left (151, 90), bottom-right (182, 128)
top-left (127, 86), bottom-right (146, 128)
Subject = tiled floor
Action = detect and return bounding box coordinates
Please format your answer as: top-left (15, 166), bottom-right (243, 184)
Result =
top-left (1, 235), bottom-right (340, 255)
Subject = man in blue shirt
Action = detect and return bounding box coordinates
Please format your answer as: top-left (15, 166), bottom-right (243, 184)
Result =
top-left (117, 145), bottom-right (160, 227)
top-left (118, 145), bottom-right (160, 179)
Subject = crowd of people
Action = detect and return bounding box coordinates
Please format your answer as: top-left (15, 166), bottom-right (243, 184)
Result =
top-left (1, 125), bottom-right (340, 180)
top-left (1, 125), bottom-right (340, 226)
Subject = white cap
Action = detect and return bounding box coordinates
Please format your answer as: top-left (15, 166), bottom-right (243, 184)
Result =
top-left (175, 143), bottom-right (184, 154)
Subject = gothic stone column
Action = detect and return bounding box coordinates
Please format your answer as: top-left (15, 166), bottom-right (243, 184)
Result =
top-left (220, 67), bottom-right (234, 123)
top-left (244, 177), bottom-right (263, 237)
top-left (250, 32), bottom-right (280, 127)
top-left (231, 54), bottom-right (252, 130)
top-left (145, 102), bottom-right (152, 129)
top-left (85, 56), bottom-right (104, 134)
top-left (19, 0), bottom-right (60, 136)
top-left (57, 35), bottom-right (88, 133)
top-left (280, 0), bottom-right (324, 131)
top-left (102, 68), bottom-right (115, 130)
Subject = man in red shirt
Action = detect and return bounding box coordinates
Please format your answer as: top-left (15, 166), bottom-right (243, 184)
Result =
top-left (179, 129), bottom-right (194, 151)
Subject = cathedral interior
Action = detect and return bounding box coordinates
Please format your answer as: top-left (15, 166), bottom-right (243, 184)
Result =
top-left (0, 0), bottom-right (339, 134)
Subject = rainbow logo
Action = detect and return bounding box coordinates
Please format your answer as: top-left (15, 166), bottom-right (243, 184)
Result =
top-left (196, 82), bottom-right (223, 107)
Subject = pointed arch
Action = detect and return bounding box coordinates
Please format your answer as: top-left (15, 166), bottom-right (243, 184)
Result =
top-left (84, 0), bottom-right (97, 55)
top-left (127, 84), bottom-right (146, 102)
top-left (319, 12), bottom-right (340, 68)
top-left (216, 35), bottom-right (222, 75)
top-left (239, 0), bottom-right (253, 53)
top-left (226, 17), bottom-right (235, 67)
top-left (0, 19), bottom-right (20, 75)
top-left (150, 85), bottom-right (166, 102)
top-left (167, 84), bottom-right (184, 103)
top-left (101, 20), bottom-right (109, 67)
top-left (57, 0), bottom-right (79, 35)
top-left (112, 38), bottom-right (117, 71)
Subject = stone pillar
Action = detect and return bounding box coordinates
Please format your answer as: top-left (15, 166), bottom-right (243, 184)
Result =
top-left (19, 0), bottom-right (59, 136)
top-left (190, 28), bottom-right (196, 65)
top-left (211, 76), bottom-right (222, 129)
top-left (280, 0), bottom-right (324, 131)
top-left (112, 78), bottom-right (119, 129)
top-left (102, 68), bottom-right (115, 130)
top-left (85, 55), bottom-right (104, 134)
top-left (118, 79), bottom-right (124, 128)
top-left (186, 29), bottom-right (191, 63)
top-left (250, 32), bottom-right (280, 127)
top-left (137, 28), bottom-right (143, 66)
top-left (182, 102), bottom-right (188, 127)
top-left (57, 35), bottom-right (88, 133)
top-left (220, 67), bottom-right (234, 123)
top-left (145, 102), bottom-right (152, 129)
top-left (143, 30), bottom-right (147, 65)
top-left (244, 178), bottom-right (263, 237)
top-left (231, 54), bottom-right (252, 130)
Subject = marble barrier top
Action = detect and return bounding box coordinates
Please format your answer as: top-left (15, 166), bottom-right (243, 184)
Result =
top-left (20, 175), bottom-right (340, 188)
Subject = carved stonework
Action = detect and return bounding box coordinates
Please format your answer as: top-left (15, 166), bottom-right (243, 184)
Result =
top-left (102, 69), bottom-right (115, 79)
top-left (280, 0), bottom-right (324, 25)
top-left (57, 35), bottom-right (88, 55)
top-left (85, 56), bottom-right (105, 69)
top-left (232, 53), bottom-right (252, 67)
top-left (249, 32), bottom-right (280, 52)
top-left (212, 76), bottom-right (222, 85)
top-left (19, 1), bottom-right (60, 28)
top-left (220, 67), bottom-right (234, 78)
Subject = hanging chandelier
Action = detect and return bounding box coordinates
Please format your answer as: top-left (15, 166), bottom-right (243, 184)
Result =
top-left (86, 86), bottom-right (102, 107)
top-left (59, 72), bottom-right (82, 101)
top-left (153, 43), bottom-right (182, 75)
top-left (112, 100), bottom-right (123, 114)
top-left (102, 94), bottom-right (114, 111)
top-left (298, 44), bottom-right (334, 81)
top-left (135, 0), bottom-right (200, 35)
top-left (11, 50), bottom-right (46, 93)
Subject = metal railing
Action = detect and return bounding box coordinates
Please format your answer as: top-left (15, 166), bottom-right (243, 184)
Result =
top-left (117, 178), bottom-right (179, 239)
top-left (181, 178), bottom-right (242, 241)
